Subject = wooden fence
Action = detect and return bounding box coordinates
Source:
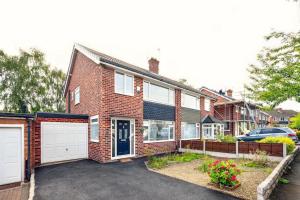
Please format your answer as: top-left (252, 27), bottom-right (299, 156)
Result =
top-left (181, 140), bottom-right (284, 157)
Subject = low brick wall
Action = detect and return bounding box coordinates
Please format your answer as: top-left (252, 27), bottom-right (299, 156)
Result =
top-left (181, 140), bottom-right (284, 157)
top-left (257, 147), bottom-right (299, 200)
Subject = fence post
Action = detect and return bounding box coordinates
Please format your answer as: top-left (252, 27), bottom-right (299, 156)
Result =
top-left (179, 139), bottom-right (182, 150)
top-left (283, 143), bottom-right (287, 157)
top-left (203, 139), bottom-right (206, 154)
top-left (236, 140), bottom-right (239, 158)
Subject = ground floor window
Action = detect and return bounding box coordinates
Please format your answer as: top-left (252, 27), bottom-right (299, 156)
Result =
top-left (143, 120), bottom-right (174, 142)
top-left (181, 122), bottom-right (200, 139)
top-left (202, 123), bottom-right (224, 139)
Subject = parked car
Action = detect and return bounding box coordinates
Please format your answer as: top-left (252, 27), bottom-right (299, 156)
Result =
top-left (236, 127), bottom-right (298, 142)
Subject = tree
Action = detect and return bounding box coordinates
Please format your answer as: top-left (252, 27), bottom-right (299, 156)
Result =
top-left (0, 49), bottom-right (66, 113)
top-left (246, 31), bottom-right (300, 108)
top-left (289, 113), bottom-right (300, 130)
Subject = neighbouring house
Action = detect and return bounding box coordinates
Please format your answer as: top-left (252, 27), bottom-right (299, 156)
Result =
top-left (63, 44), bottom-right (224, 163)
top-left (266, 108), bottom-right (298, 127)
top-left (199, 87), bottom-right (270, 136)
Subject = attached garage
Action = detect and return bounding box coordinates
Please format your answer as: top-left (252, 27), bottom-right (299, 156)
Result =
top-left (41, 122), bottom-right (88, 164)
top-left (0, 126), bottom-right (23, 185)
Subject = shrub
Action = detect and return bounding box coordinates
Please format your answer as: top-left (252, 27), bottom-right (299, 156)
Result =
top-left (216, 134), bottom-right (236, 143)
top-left (296, 130), bottom-right (300, 140)
top-left (198, 157), bottom-right (214, 173)
top-left (208, 160), bottom-right (241, 187)
top-left (259, 136), bottom-right (296, 154)
top-left (243, 150), bottom-right (269, 168)
top-left (147, 152), bottom-right (204, 169)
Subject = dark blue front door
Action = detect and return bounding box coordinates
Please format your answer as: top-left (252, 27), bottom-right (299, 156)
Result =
top-left (117, 120), bottom-right (130, 156)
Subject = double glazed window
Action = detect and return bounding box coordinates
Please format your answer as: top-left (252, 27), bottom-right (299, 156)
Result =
top-left (204, 98), bottom-right (210, 111)
top-left (90, 115), bottom-right (99, 142)
top-left (75, 87), bottom-right (80, 105)
top-left (143, 81), bottom-right (174, 105)
top-left (115, 72), bottom-right (134, 96)
top-left (181, 122), bottom-right (200, 139)
top-left (181, 93), bottom-right (199, 110)
top-left (143, 120), bottom-right (174, 142)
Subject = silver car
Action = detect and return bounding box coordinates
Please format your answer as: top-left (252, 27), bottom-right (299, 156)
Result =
top-left (236, 127), bottom-right (298, 142)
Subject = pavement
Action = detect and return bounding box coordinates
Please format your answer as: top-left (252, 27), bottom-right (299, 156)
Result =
top-left (34, 159), bottom-right (238, 200)
top-left (0, 183), bottom-right (29, 200)
top-left (270, 150), bottom-right (300, 200)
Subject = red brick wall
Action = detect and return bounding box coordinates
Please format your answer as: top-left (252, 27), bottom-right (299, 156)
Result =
top-left (65, 51), bottom-right (183, 162)
top-left (33, 117), bottom-right (88, 166)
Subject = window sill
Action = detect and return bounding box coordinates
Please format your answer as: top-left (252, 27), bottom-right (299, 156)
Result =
top-left (115, 91), bottom-right (134, 97)
top-left (181, 138), bottom-right (200, 140)
top-left (143, 139), bottom-right (175, 143)
top-left (143, 99), bottom-right (175, 107)
top-left (90, 140), bottom-right (99, 143)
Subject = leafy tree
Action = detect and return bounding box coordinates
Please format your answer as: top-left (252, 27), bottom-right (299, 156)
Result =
top-left (289, 113), bottom-right (300, 130)
top-left (0, 49), bottom-right (66, 113)
top-left (246, 31), bottom-right (300, 108)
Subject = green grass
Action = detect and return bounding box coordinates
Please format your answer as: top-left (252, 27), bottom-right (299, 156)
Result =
top-left (147, 152), bottom-right (204, 169)
top-left (198, 157), bottom-right (214, 173)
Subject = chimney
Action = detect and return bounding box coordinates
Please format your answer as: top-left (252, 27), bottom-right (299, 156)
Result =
top-left (226, 89), bottom-right (233, 97)
top-left (148, 58), bottom-right (159, 74)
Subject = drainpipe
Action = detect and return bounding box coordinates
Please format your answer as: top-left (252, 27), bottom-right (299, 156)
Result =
top-left (26, 119), bottom-right (31, 181)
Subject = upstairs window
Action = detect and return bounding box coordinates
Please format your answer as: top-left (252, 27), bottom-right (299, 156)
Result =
top-left (204, 98), bottom-right (210, 111)
top-left (115, 72), bottom-right (134, 96)
top-left (143, 81), bottom-right (174, 105)
top-left (75, 87), bottom-right (80, 105)
top-left (90, 115), bottom-right (99, 142)
top-left (181, 93), bottom-right (199, 110)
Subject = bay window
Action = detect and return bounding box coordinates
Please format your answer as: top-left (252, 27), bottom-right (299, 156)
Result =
top-left (115, 72), bottom-right (134, 96)
top-left (143, 120), bottom-right (174, 142)
top-left (181, 93), bottom-right (200, 110)
top-left (202, 123), bottom-right (224, 139)
top-left (181, 122), bottom-right (200, 139)
top-left (143, 81), bottom-right (174, 105)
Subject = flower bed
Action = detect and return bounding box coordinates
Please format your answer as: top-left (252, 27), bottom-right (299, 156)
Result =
top-left (147, 153), bottom-right (278, 200)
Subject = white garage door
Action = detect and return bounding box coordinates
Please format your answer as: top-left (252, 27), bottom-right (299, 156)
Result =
top-left (0, 127), bottom-right (22, 185)
top-left (41, 122), bottom-right (88, 164)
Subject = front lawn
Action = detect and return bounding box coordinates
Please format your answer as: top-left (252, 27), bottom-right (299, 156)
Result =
top-left (147, 152), bottom-right (278, 200)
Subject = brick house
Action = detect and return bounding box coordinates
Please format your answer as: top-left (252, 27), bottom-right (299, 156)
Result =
top-left (266, 108), bottom-right (298, 127)
top-left (200, 87), bottom-right (270, 136)
top-left (63, 44), bottom-right (222, 163)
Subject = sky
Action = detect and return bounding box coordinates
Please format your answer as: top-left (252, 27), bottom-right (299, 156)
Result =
top-left (0, 0), bottom-right (300, 111)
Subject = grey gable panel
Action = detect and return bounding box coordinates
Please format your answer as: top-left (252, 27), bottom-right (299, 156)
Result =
top-left (182, 108), bottom-right (201, 123)
top-left (143, 101), bottom-right (175, 121)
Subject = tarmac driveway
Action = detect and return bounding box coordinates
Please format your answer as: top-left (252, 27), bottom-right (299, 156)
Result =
top-left (34, 159), bottom-right (237, 200)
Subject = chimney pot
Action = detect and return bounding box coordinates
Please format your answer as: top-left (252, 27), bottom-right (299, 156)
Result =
top-left (148, 58), bottom-right (159, 74)
top-left (226, 89), bottom-right (233, 97)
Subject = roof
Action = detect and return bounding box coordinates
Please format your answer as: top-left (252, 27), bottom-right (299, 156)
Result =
top-left (36, 112), bottom-right (89, 119)
top-left (0, 112), bottom-right (34, 119)
top-left (63, 44), bottom-right (215, 99)
top-left (201, 115), bottom-right (223, 124)
top-left (214, 100), bottom-right (258, 108)
top-left (199, 87), bottom-right (235, 101)
top-left (265, 109), bottom-right (298, 118)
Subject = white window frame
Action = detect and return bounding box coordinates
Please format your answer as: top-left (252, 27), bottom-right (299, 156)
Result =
top-left (90, 115), bottom-right (99, 142)
top-left (181, 122), bottom-right (200, 140)
top-left (115, 71), bottom-right (134, 96)
top-left (181, 93), bottom-right (200, 110)
top-left (74, 86), bottom-right (80, 105)
top-left (143, 120), bottom-right (175, 143)
top-left (143, 81), bottom-right (175, 106)
top-left (204, 98), bottom-right (210, 111)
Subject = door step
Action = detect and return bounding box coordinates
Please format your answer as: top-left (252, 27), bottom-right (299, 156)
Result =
top-left (119, 158), bottom-right (133, 163)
